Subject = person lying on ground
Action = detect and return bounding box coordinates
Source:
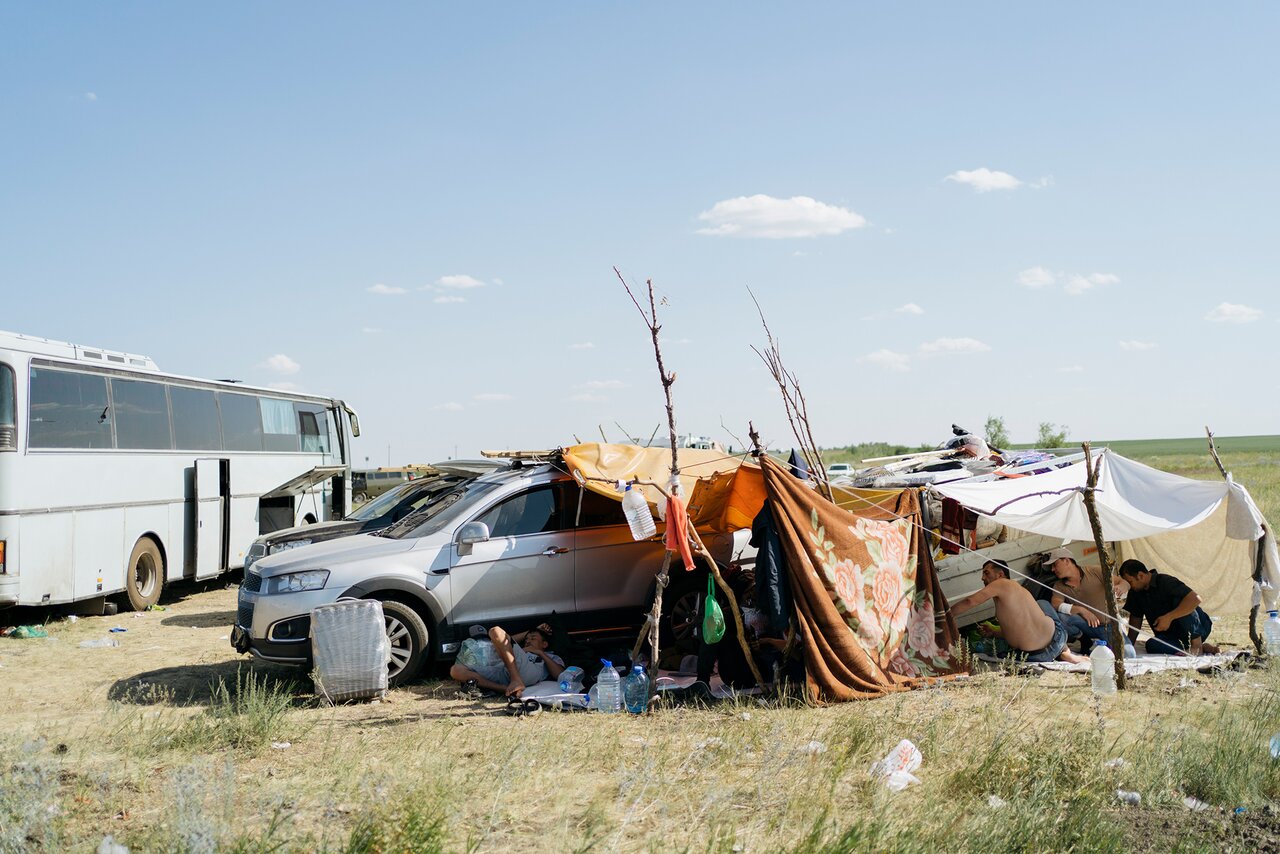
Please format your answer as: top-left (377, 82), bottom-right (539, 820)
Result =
top-left (1045, 547), bottom-right (1136, 658)
top-left (1118, 559), bottom-right (1220, 655)
top-left (449, 623), bottom-right (565, 698)
top-left (950, 559), bottom-right (1087, 664)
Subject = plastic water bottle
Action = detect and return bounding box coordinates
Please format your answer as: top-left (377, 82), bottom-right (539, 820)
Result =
top-left (623, 665), bottom-right (649, 714)
top-left (558, 665), bottom-right (585, 693)
top-left (621, 484), bottom-right (656, 541)
top-left (596, 659), bottom-right (622, 713)
top-left (1263, 610), bottom-right (1280, 656)
top-left (1090, 638), bottom-right (1117, 696)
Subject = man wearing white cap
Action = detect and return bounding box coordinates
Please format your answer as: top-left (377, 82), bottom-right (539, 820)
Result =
top-left (1044, 547), bottom-right (1136, 658)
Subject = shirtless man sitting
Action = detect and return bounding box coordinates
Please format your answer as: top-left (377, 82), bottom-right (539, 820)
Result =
top-left (951, 559), bottom-right (1087, 664)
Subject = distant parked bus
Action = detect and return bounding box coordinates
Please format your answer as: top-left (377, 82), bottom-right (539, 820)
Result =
top-left (0, 330), bottom-right (360, 610)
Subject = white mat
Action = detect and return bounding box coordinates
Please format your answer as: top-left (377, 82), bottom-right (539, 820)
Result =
top-left (978, 650), bottom-right (1245, 675)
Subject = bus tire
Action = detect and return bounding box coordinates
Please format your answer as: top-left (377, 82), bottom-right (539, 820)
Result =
top-left (122, 538), bottom-right (164, 611)
top-left (378, 599), bottom-right (429, 687)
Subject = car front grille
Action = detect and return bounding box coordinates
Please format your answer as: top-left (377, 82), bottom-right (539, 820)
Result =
top-left (242, 571), bottom-right (262, 593)
top-left (236, 602), bottom-right (254, 630)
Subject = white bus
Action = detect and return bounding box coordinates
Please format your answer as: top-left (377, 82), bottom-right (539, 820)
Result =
top-left (0, 330), bottom-right (360, 611)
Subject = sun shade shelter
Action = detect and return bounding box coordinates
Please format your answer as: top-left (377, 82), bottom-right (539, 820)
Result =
top-left (929, 448), bottom-right (1280, 617)
top-left (560, 444), bottom-right (965, 702)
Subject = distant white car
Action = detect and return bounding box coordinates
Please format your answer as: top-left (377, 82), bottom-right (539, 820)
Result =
top-left (826, 463), bottom-right (855, 478)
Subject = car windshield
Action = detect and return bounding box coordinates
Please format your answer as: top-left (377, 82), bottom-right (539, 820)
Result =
top-left (348, 479), bottom-right (433, 522)
top-left (374, 478), bottom-right (505, 539)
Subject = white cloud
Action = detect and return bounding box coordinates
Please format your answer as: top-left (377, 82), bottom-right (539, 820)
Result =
top-left (1119, 340), bottom-right (1158, 351)
top-left (367, 283), bottom-right (406, 295)
top-left (1059, 365), bottom-right (1084, 373)
top-left (259, 354), bottom-right (300, 375)
top-left (1064, 272), bottom-right (1119, 296)
top-left (581, 379), bottom-right (625, 390)
top-left (434, 295), bottom-right (466, 304)
top-left (894, 303), bottom-right (924, 316)
top-left (1205, 302), bottom-right (1262, 324)
top-left (696, 194), bottom-right (867, 239)
top-left (1017, 266), bottom-right (1057, 289)
top-left (473, 393), bottom-right (512, 402)
top-left (84, 92), bottom-right (98, 102)
top-left (569, 393), bottom-right (607, 403)
top-left (919, 337), bottom-right (991, 355)
top-left (945, 168), bottom-right (1023, 193)
top-left (857, 349), bottom-right (912, 372)
top-left (1017, 267), bottom-right (1119, 296)
top-left (267, 382), bottom-right (299, 392)
top-left (436, 274), bottom-right (485, 289)
top-left (361, 327), bottom-right (383, 334)
top-left (569, 342), bottom-right (595, 350)
top-left (433, 401), bottom-right (464, 411)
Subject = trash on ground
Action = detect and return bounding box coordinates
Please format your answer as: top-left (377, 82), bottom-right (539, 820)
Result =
top-left (1116, 790), bottom-right (1141, 806)
top-left (271, 741), bottom-right (292, 750)
top-left (108, 627), bottom-right (127, 633)
top-left (869, 739), bottom-right (923, 791)
top-left (97, 834), bottom-right (130, 854)
top-left (801, 740), bottom-right (827, 756)
top-left (4, 625), bottom-right (50, 639)
top-left (66, 615), bottom-right (79, 623)
top-left (1104, 757), bottom-right (1128, 769)
top-left (79, 637), bottom-right (120, 649)
top-left (987, 795), bottom-right (1008, 809)
top-left (145, 604), bottom-right (166, 611)
top-left (1183, 796), bottom-right (1211, 811)
top-left (1269, 733), bottom-right (1280, 760)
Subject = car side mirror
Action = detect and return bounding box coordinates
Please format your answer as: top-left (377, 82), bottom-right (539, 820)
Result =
top-left (455, 521), bottom-right (490, 556)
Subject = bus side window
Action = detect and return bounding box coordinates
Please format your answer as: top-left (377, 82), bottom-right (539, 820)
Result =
top-left (296, 404), bottom-right (330, 454)
top-left (0, 363), bottom-right (14, 451)
top-left (29, 368), bottom-right (112, 449)
top-left (260, 398), bottom-right (299, 452)
top-left (219, 392), bottom-right (264, 452)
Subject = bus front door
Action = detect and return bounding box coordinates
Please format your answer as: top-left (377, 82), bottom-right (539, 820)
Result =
top-left (194, 458), bottom-right (229, 578)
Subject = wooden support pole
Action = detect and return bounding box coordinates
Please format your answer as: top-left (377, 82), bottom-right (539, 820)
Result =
top-left (687, 522), bottom-right (767, 688)
top-left (1082, 442), bottom-right (1126, 690)
top-left (631, 550), bottom-right (673, 666)
top-left (1206, 426), bottom-right (1263, 655)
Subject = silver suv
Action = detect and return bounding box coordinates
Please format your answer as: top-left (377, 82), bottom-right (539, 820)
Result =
top-left (231, 462), bottom-right (748, 684)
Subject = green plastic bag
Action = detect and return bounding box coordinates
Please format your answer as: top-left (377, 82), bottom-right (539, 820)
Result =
top-left (702, 575), bottom-right (725, 644)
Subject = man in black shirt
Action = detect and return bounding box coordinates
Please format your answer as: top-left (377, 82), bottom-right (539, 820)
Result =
top-left (1118, 559), bottom-right (1219, 655)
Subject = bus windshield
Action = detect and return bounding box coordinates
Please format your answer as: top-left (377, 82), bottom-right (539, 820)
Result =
top-left (375, 479), bottom-right (503, 540)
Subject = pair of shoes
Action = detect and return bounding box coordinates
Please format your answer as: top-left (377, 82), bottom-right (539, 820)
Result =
top-left (505, 697), bottom-right (541, 716)
top-left (457, 680), bottom-right (486, 700)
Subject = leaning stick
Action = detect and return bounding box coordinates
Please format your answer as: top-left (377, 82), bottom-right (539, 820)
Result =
top-left (1082, 443), bottom-right (1126, 689)
top-left (1207, 426), bottom-right (1263, 655)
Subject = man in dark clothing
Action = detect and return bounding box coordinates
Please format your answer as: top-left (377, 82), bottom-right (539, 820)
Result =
top-left (1118, 559), bottom-right (1220, 655)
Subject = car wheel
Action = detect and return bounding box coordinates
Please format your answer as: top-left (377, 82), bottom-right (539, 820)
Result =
top-left (379, 600), bottom-right (429, 687)
top-left (120, 538), bottom-right (164, 611)
top-left (662, 571), bottom-right (707, 653)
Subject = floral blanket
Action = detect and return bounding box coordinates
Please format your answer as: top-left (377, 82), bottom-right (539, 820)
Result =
top-left (760, 454), bottom-right (964, 702)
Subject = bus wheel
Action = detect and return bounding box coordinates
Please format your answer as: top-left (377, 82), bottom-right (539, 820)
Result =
top-left (122, 538), bottom-right (164, 611)
top-left (379, 600), bottom-right (428, 687)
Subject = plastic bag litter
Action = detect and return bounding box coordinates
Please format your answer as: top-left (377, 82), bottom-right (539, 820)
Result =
top-left (97, 835), bottom-right (130, 854)
top-left (3, 625), bottom-right (49, 639)
top-left (987, 795), bottom-right (1008, 809)
top-left (79, 637), bottom-right (120, 649)
top-left (1103, 757), bottom-right (1128, 769)
top-left (801, 740), bottom-right (827, 756)
top-left (1183, 796), bottom-right (1211, 811)
top-left (1116, 790), bottom-right (1141, 806)
top-left (869, 739), bottom-right (923, 791)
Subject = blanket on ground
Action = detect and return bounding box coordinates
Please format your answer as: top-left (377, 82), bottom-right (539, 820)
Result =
top-left (760, 455), bottom-right (965, 702)
top-left (977, 650), bottom-right (1247, 676)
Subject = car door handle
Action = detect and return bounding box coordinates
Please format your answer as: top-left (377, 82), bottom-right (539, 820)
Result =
top-left (542, 547), bottom-right (569, 556)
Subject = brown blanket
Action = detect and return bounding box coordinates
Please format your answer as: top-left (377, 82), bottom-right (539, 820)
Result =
top-left (760, 455), bottom-right (964, 702)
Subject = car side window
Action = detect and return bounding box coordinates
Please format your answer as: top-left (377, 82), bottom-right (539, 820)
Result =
top-left (474, 484), bottom-right (566, 537)
top-left (576, 486), bottom-right (628, 528)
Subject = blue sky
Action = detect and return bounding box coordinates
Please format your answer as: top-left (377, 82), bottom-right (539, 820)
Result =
top-left (4, 4), bottom-right (1277, 463)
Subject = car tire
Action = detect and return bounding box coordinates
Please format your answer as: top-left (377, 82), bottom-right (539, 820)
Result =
top-left (661, 567), bottom-right (708, 654)
top-left (120, 538), bottom-right (164, 611)
top-left (378, 599), bottom-right (429, 687)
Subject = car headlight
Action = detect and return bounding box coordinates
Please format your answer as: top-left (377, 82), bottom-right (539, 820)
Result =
top-left (269, 539), bottom-right (313, 554)
top-left (263, 569), bottom-right (330, 595)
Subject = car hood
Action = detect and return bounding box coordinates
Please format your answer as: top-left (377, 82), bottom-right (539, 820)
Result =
top-left (253, 533), bottom-right (416, 576)
top-left (263, 519), bottom-right (362, 548)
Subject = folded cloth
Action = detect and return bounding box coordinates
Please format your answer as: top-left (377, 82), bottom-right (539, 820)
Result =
top-left (664, 494), bottom-right (696, 571)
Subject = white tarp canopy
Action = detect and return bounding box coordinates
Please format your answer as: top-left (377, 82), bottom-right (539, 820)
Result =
top-left (932, 449), bottom-right (1278, 615)
top-left (931, 450), bottom-right (1259, 542)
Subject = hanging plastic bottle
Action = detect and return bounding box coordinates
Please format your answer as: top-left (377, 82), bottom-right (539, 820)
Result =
top-left (621, 483), bottom-right (656, 541)
top-left (623, 665), bottom-right (650, 714)
top-left (1263, 610), bottom-right (1280, 657)
top-left (596, 659), bottom-right (622, 713)
top-left (1090, 638), bottom-right (1117, 696)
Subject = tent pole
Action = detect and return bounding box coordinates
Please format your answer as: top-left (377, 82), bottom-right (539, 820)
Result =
top-left (632, 550), bottom-right (673, 667)
top-left (1082, 443), bottom-right (1127, 690)
top-left (1205, 426), bottom-right (1264, 655)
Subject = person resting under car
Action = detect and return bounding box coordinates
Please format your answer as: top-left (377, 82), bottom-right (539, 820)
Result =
top-left (951, 559), bottom-right (1087, 664)
top-left (1118, 559), bottom-right (1220, 655)
top-left (449, 623), bottom-right (565, 698)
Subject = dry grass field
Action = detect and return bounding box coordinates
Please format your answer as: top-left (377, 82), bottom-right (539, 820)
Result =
top-left (2, 445), bottom-right (1278, 852)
